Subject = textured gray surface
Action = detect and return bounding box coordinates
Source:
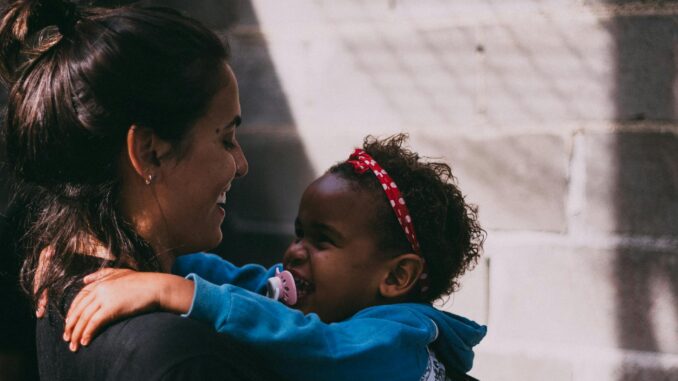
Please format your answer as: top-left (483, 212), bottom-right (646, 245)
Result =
top-left (423, 134), bottom-right (569, 232)
top-left (587, 132), bottom-right (678, 236)
top-left (239, 1), bottom-right (678, 379)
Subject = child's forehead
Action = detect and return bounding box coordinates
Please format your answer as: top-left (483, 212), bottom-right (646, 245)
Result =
top-left (301, 174), bottom-right (353, 210)
top-left (308, 173), bottom-right (352, 193)
top-left (301, 173), bottom-right (381, 222)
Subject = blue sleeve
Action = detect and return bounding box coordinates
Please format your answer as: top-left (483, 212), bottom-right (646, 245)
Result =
top-left (172, 253), bottom-right (280, 294)
top-left (184, 274), bottom-right (436, 381)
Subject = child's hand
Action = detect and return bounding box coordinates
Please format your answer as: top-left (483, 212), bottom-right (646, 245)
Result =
top-left (63, 269), bottom-right (194, 352)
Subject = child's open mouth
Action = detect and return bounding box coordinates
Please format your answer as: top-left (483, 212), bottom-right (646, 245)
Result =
top-left (292, 273), bottom-right (315, 301)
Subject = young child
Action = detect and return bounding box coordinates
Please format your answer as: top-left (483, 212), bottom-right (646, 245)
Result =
top-left (63, 134), bottom-right (487, 381)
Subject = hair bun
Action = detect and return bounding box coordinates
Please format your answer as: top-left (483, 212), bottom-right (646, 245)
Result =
top-left (48, 0), bottom-right (80, 35)
top-left (0, 0), bottom-right (80, 85)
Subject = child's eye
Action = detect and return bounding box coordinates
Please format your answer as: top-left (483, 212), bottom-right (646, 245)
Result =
top-left (315, 234), bottom-right (335, 248)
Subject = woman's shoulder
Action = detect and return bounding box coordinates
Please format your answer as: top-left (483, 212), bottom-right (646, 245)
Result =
top-left (88, 311), bottom-right (267, 378)
top-left (37, 308), bottom-right (277, 380)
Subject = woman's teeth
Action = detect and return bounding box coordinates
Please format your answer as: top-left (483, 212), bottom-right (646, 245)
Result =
top-left (217, 192), bottom-right (226, 204)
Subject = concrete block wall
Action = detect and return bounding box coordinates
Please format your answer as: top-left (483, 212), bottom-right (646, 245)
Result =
top-left (147, 0), bottom-right (678, 379)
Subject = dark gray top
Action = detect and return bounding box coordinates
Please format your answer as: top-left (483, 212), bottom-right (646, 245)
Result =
top-left (36, 285), bottom-right (278, 381)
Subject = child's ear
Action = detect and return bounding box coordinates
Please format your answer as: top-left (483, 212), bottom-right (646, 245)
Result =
top-left (379, 254), bottom-right (425, 299)
top-left (126, 125), bottom-right (173, 180)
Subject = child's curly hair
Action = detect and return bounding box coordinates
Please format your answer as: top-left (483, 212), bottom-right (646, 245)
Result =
top-left (329, 134), bottom-right (485, 303)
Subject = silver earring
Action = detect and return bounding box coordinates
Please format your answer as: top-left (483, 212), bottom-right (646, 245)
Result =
top-left (145, 173), bottom-right (154, 185)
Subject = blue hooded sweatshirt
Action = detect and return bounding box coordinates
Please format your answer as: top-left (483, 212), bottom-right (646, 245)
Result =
top-left (174, 253), bottom-right (487, 381)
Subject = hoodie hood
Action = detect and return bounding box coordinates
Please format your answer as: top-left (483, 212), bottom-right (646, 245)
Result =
top-left (403, 303), bottom-right (487, 373)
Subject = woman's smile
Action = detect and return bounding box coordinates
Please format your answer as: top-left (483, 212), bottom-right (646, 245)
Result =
top-left (152, 64), bottom-right (248, 255)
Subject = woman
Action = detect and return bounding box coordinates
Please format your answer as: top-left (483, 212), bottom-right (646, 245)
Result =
top-left (0, 1), bottom-right (274, 379)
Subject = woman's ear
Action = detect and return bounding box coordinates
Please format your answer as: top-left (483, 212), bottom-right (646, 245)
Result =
top-left (379, 254), bottom-right (425, 299)
top-left (126, 125), bottom-right (172, 179)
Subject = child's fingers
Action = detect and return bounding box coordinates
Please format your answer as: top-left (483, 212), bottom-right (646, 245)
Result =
top-left (68, 302), bottom-right (101, 352)
top-left (83, 268), bottom-right (117, 284)
top-left (64, 290), bottom-right (95, 341)
top-left (68, 287), bottom-right (92, 317)
top-left (79, 308), bottom-right (112, 347)
top-left (66, 288), bottom-right (92, 327)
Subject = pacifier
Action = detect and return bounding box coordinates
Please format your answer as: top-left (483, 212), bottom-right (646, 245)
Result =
top-left (266, 268), bottom-right (297, 306)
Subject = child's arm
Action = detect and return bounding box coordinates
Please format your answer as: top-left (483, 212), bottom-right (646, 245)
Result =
top-left (63, 268), bottom-right (194, 352)
top-left (172, 253), bottom-right (279, 293)
top-left (186, 274), bottom-right (436, 381)
top-left (63, 253), bottom-right (283, 351)
top-left (41, 253), bottom-right (278, 320)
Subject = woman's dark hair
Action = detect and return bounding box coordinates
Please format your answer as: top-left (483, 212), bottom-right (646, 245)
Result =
top-left (0, 0), bottom-right (229, 314)
top-left (329, 134), bottom-right (485, 303)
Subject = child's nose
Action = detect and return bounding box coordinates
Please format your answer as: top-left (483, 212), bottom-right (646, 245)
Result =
top-left (283, 241), bottom-right (308, 268)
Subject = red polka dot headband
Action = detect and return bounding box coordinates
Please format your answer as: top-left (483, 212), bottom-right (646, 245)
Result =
top-left (347, 149), bottom-right (429, 293)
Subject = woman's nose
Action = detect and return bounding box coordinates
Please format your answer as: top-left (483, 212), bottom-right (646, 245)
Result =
top-left (283, 241), bottom-right (308, 268)
top-left (234, 145), bottom-right (249, 178)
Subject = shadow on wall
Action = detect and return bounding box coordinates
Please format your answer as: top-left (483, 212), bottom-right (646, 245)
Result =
top-left (608, 13), bottom-right (678, 380)
top-left (141, 0), bottom-right (316, 267)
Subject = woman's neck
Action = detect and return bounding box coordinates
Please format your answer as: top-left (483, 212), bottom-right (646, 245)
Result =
top-left (72, 236), bottom-right (115, 260)
top-left (118, 156), bottom-right (178, 273)
top-left (57, 235), bottom-right (141, 269)
top-left (78, 237), bottom-right (175, 272)
top-left (153, 248), bottom-right (176, 273)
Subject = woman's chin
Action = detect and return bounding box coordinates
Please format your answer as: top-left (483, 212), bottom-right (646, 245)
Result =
top-left (206, 230), bottom-right (223, 251)
top-left (188, 229), bottom-right (223, 253)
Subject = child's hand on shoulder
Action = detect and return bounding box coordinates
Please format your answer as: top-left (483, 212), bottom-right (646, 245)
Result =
top-left (64, 268), bottom-right (194, 352)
